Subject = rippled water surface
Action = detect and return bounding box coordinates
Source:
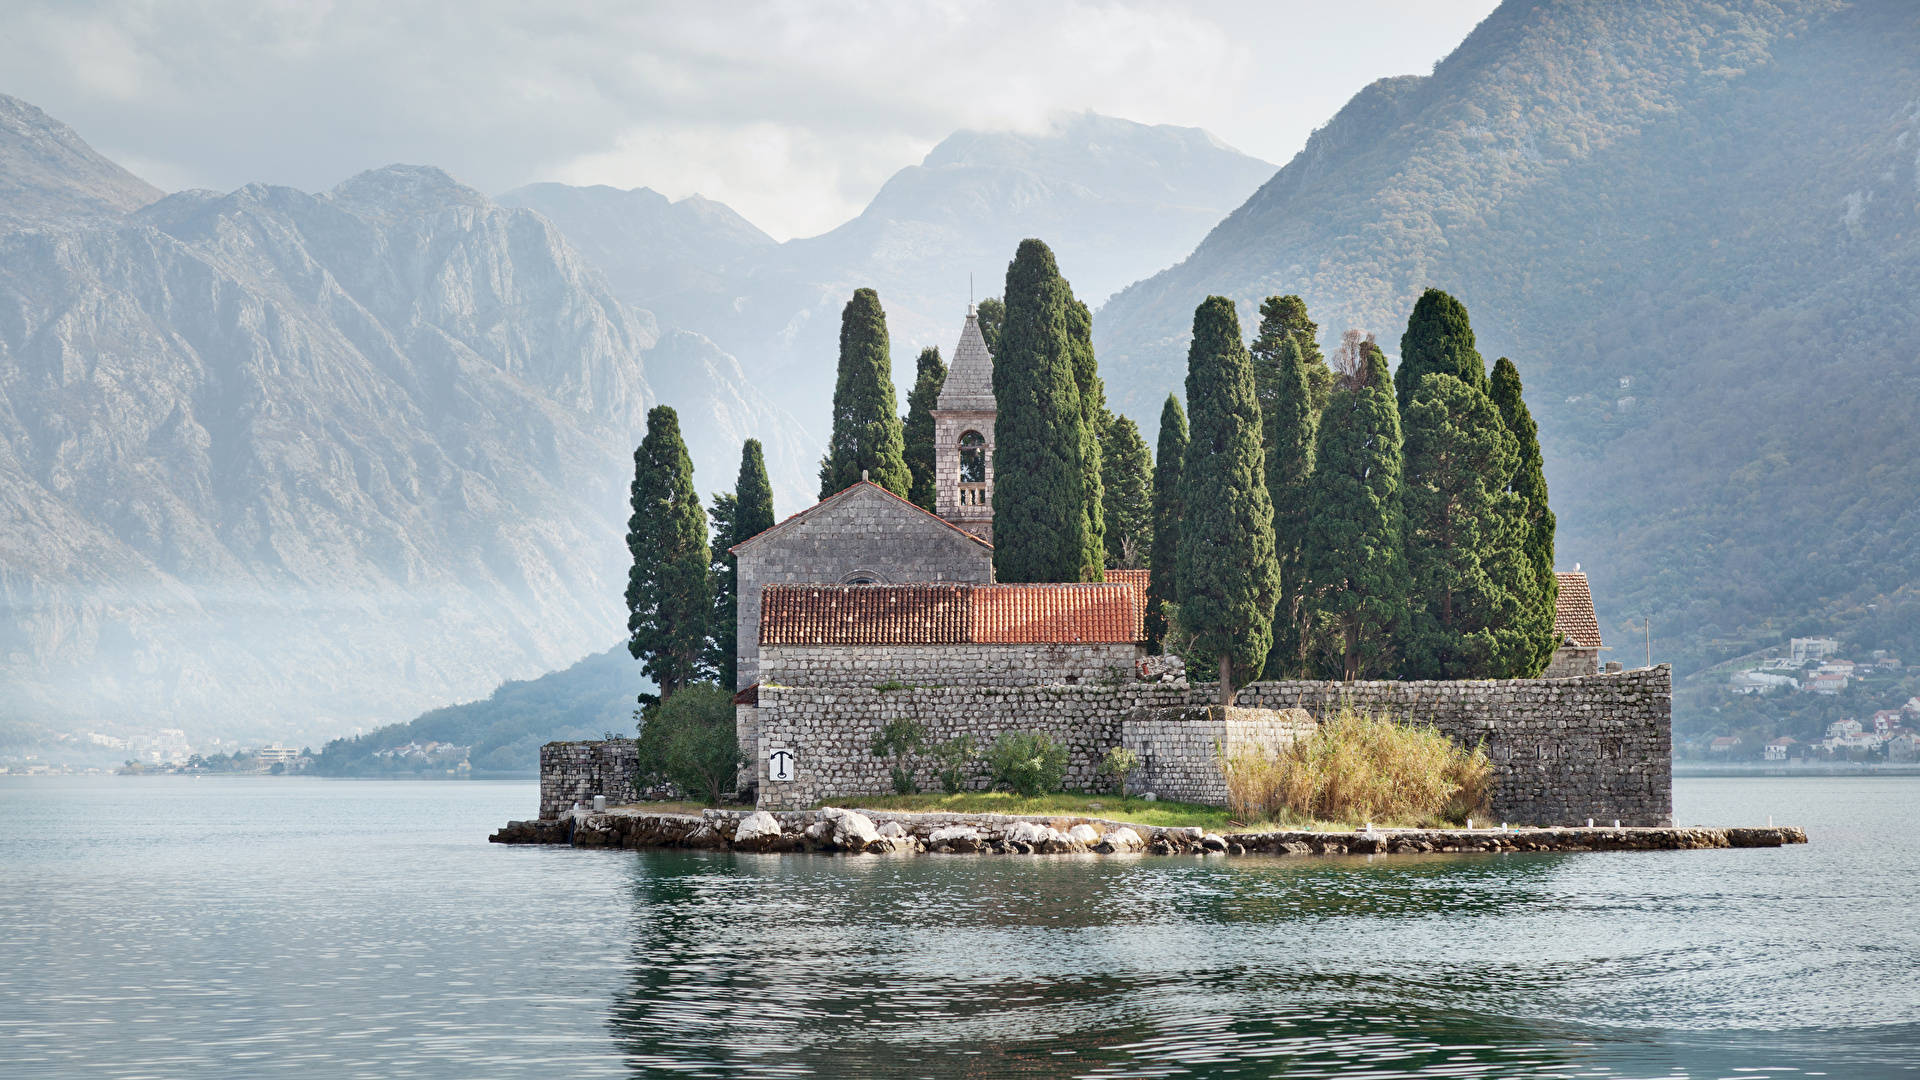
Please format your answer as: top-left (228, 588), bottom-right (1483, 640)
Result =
top-left (1, 776), bottom-right (1915, 1078)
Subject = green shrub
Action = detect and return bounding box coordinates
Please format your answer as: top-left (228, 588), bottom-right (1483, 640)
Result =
top-left (931, 735), bottom-right (979, 793)
top-left (1098, 745), bottom-right (1141, 797)
top-left (986, 731), bottom-right (1069, 797)
top-left (633, 683), bottom-right (743, 805)
top-left (1219, 707), bottom-right (1491, 826)
top-left (869, 718), bottom-right (927, 794)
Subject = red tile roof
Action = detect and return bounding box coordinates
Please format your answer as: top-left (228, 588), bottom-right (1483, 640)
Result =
top-left (1553, 571), bottom-right (1603, 648)
top-left (729, 480), bottom-right (991, 554)
top-left (760, 583), bottom-right (1144, 645)
top-left (1105, 568), bottom-right (1150, 622)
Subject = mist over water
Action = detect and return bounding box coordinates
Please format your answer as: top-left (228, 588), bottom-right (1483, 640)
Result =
top-left (2, 776), bottom-right (1914, 1078)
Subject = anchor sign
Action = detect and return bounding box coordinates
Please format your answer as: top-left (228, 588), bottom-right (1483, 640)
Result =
top-left (767, 747), bottom-right (796, 782)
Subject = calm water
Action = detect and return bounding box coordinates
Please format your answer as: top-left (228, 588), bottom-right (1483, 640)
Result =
top-left (1, 776), bottom-right (1915, 1079)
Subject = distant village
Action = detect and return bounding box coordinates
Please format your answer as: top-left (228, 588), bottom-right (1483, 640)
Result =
top-left (1691, 636), bottom-right (1919, 762)
top-left (0, 728), bottom-right (471, 778)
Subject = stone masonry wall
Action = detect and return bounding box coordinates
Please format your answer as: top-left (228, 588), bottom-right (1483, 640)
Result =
top-left (539, 740), bottom-right (639, 820)
top-left (760, 642), bottom-right (1142, 689)
top-left (1122, 706), bottom-right (1320, 805)
top-left (748, 667), bottom-right (1673, 825)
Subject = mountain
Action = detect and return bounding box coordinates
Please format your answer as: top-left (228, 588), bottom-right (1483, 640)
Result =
top-left (507, 113), bottom-right (1275, 430)
top-left (0, 94), bottom-right (161, 226)
top-left (310, 643), bottom-right (647, 775)
top-left (1093, 0), bottom-right (1920, 706)
top-left (0, 96), bottom-right (811, 745)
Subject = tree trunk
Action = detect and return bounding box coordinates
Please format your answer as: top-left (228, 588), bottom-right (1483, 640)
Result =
top-left (1219, 652), bottom-right (1235, 707)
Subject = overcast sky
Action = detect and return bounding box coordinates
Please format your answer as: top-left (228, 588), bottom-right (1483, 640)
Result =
top-left (3, 1), bottom-right (1499, 241)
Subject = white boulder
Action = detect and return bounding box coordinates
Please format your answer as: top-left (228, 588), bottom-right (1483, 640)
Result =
top-left (1101, 827), bottom-right (1145, 852)
top-left (733, 811), bottom-right (783, 849)
top-left (1067, 823), bottom-right (1101, 845)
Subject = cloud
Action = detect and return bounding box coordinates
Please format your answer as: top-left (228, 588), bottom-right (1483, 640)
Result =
top-left (0, 1), bottom-right (1498, 239)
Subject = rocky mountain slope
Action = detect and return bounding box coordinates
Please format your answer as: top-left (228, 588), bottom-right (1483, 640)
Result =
top-left (0, 96), bottom-right (810, 744)
top-left (507, 113), bottom-right (1275, 429)
top-left (1093, 0), bottom-right (1920, 686)
top-left (0, 94), bottom-right (161, 226)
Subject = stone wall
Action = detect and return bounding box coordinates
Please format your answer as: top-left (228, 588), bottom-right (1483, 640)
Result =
top-left (749, 668), bottom-right (1673, 825)
top-left (1121, 705), bottom-right (1320, 805)
top-left (760, 642), bottom-right (1142, 689)
top-left (1543, 644), bottom-right (1601, 678)
top-left (539, 740), bottom-right (639, 820)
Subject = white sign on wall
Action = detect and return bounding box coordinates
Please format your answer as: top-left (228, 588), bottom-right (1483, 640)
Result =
top-left (767, 747), bottom-right (796, 782)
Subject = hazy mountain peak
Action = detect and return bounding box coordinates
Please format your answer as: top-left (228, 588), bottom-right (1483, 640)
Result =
top-left (0, 91), bottom-right (164, 227)
top-left (328, 163), bottom-right (490, 222)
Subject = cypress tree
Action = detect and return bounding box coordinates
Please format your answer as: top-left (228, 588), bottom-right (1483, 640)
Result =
top-left (1490, 357), bottom-right (1559, 675)
top-left (705, 439), bottom-right (775, 690)
top-left (1147, 395), bottom-right (1187, 652)
top-left (992, 239), bottom-right (1095, 583)
top-left (1067, 297), bottom-right (1106, 579)
top-left (1177, 296), bottom-right (1279, 705)
top-left (1101, 413), bottom-right (1153, 569)
top-left (818, 288), bottom-right (911, 499)
top-left (1301, 342), bottom-right (1405, 681)
top-left (902, 346), bottom-right (947, 512)
top-left (1251, 299), bottom-right (1319, 678)
top-left (626, 405), bottom-right (711, 701)
top-left (975, 296), bottom-right (1004, 356)
top-left (1395, 287), bottom-right (1487, 409)
top-left (1400, 374), bottom-right (1535, 679)
top-left (1261, 294), bottom-right (1332, 413)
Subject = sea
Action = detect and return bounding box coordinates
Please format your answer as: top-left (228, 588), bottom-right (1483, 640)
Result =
top-left (1, 775), bottom-right (1914, 1079)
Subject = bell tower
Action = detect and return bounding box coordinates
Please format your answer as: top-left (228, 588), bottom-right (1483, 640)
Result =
top-left (932, 306), bottom-right (996, 544)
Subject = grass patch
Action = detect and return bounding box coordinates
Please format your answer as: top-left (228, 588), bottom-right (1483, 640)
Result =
top-left (826, 791), bottom-right (1240, 831)
top-left (1221, 707), bottom-right (1491, 828)
top-left (609, 799), bottom-right (750, 816)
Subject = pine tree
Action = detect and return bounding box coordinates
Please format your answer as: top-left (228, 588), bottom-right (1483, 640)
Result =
top-left (1395, 287), bottom-right (1487, 409)
top-left (975, 297), bottom-right (1004, 356)
top-left (903, 345), bottom-right (946, 511)
top-left (1147, 395), bottom-right (1187, 652)
top-left (1260, 294), bottom-right (1332, 413)
top-left (1301, 341), bottom-right (1405, 681)
top-left (818, 288), bottom-right (911, 499)
top-left (706, 439), bottom-right (775, 690)
top-left (626, 406), bottom-right (711, 701)
top-left (1101, 413), bottom-right (1153, 569)
top-left (1251, 299), bottom-right (1319, 677)
top-left (1177, 296), bottom-right (1279, 705)
top-left (1066, 296), bottom-right (1106, 579)
top-left (992, 239), bottom-right (1096, 583)
top-left (1490, 357), bottom-right (1559, 675)
top-left (1400, 373), bottom-right (1536, 679)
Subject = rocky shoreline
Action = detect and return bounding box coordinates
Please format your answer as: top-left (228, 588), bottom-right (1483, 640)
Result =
top-left (490, 806), bottom-right (1808, 856)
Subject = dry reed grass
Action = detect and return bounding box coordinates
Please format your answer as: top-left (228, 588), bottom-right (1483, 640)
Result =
top-left (1220, 707), bottom-right (1491, 827)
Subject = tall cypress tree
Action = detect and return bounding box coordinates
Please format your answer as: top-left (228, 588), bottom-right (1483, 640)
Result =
top-left (992, 239), bottom-right (1095, 583)
top-left (1261, 294), bottom-right (1332, 413)
top-left (627, 405), bottom-right (711, 701)
top-left (1395, 287), bottom-right (1487, 409)
top-left (1251, 299), bottom-right (1319, 678)
top-left (705, 439), bottom-right (775, 690)
top-left (1177, 297), bottom-right (1279, 705)
top-left (1400, 373), bottom-right (1534, 679)
top-left (818, 288), bottom-right (911, 499)
top-left (1101, 413), bottom-right (1153, 569)
top-left (1301, 342), bottom-right (1405, 681)
top-left (1490, 357), bottom-right (1559, 675)
top-left (1147, 395), bottom-right (1187, 652)
top-left (902, 345), bottom-right (946, 511)
top-left (975, 297), bottom-right (1004, 356)
top-left (1066, 297), bottom-right (1106, 579)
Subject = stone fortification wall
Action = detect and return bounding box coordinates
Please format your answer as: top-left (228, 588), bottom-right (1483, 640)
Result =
top-left (1121, 706), bottom-right (1320, 805)
top-left (759, 642), bottom-right (1141, 689)
top-left (539, 740), bottom-right (639, 820)
top-left (752, 683), bottom-right (1171, 810)
top-left (751, 668), bottom-right (1672, 825)
top-left (1543, 645), bottom-right (1601, 678)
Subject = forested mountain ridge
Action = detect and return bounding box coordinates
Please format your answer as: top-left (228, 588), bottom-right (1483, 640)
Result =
top-left (0, 96), bottom-right (810, 744)
top-left (1094, 0), bottom-right (1920, 692)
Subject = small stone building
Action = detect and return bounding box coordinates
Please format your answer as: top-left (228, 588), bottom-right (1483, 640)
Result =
top-left (1544, 570), bottom-right (1605, 677)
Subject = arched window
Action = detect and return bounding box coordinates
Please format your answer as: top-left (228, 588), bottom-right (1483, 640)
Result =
top-left (958, 430), bottom-right (987, 484)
